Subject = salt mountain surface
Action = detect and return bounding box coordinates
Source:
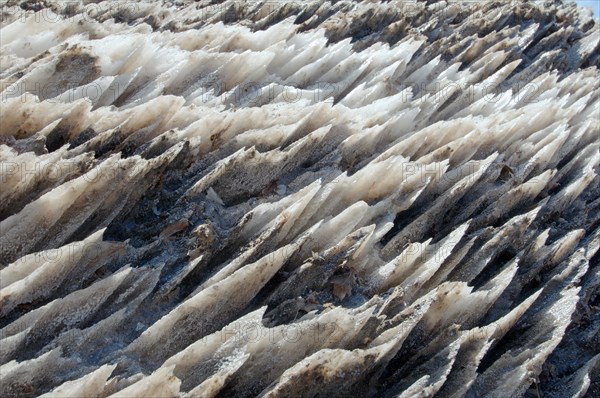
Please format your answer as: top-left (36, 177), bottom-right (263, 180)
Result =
top-left (0, 0), bottom-right (599, 397)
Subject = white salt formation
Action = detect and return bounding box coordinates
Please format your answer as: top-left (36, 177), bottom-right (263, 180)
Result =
top-left (0, 0), bottom-right (598, 397)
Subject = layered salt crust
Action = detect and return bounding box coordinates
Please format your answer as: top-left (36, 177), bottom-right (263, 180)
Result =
top-left (0, 0), bottom-right (599, 397)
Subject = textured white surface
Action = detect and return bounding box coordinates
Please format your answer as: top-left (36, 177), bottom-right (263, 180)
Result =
top-left (0, 1), bottom-right (599, 397)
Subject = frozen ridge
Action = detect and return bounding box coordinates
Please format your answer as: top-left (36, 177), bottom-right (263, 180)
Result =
top-left (0, 0), bottom-right (598, 397)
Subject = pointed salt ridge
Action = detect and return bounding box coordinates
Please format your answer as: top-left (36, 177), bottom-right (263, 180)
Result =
top-left (239, 179), bottom-right (321, 240)
top-left (267, 224), bottom-right (373, 307)
top-left (439, 338), bottom-right (494, 398)
top-left (344, 224), bottom-right (379, 270)
top-left (583, 228), bottom-right (600, 261)
top-left (0, 228), bottom-right (106, 307)
top-left (0, 142), bottom-right (183, 264)
top-left (208, 306), bottom-right (380, 397)
top-left (0, 154), bottom-right (120, 261)
top-left (418, 234), bottom-right (479, 297)
top-left (544, 249), bottom-right (592, 296)
top-left (371, 238), bottom-right (432, 295)
top-left (259, 346), bottom-right (385, 398)
top-left (0, 268), bottom-right (132, 360)
top-left (0, 327), bottom-right (30, 365)
top-left (444, 258), bottom-right (522, 330)
top-left (550, 142), bottom-right (599, 189)
top-left (38, 364), bottom-right (117, 398)
top-left (0, 150), bottom-right (94, 220)
top-left (107, 365), bottom-right (181, 398)
top-left (183, 146), bottom-right (255, 199)
top-left (183, 350), bottom-right (250, 397)
top-left (547, 151), bottom-right (599, 214)
top-left (440, 288), bottom-right (544, 398)
top-left (0, 348), bottom-right (76, 397)
top-left (546, 229), bottom-right (587, 269)
top-left (162, 307), bottom-right (265, 377)
top-left (46, 262), bottom-right (161, 354)
top-left (0, 95), bottom-right (69, 139)
top-left (382, 152), bottom-right (495, 259)
top-left (49, 308), bottom-right (132, 357)
top-left (423, 154), bottom-right (495, 198)
top-left (459, 200), bottom-right (547, 281)
top-left (470, 168), bottom-right (556, 230)
top-left (420, 282), bottom-right (474, 332)
top-left (340, 107), bottom-right (419, 164)
top-left (395, 340), bottom-right (462, 398)
top-left (192, 215), bottom-right (308, 295)
top-left (400, 222), bottom-right (471, 302)
top-left (156, 257), bottom-right (202, 300)
top-left (486, 286), bottom-right (545, 348)
top-left (128, 243), bottom-right (297, 363)
top-left (472, 288), bottom-right (581, 397)
top-left (295, 201), bottom-right (371, 261)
